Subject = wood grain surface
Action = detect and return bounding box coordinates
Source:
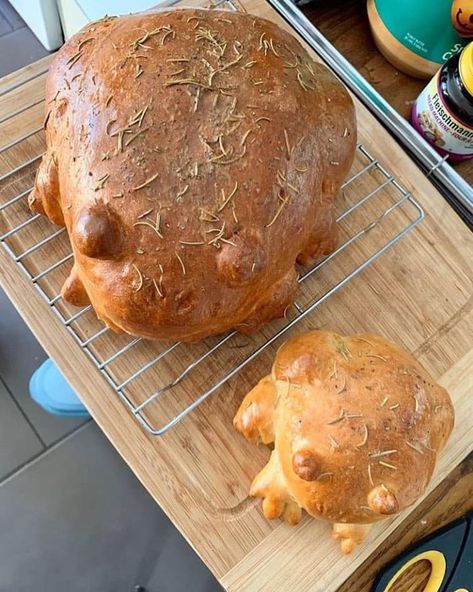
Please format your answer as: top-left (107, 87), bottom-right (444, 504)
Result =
top-left (302, 0), bottom-right (473, 186)
top-left (0, 3), bottom-right (472, 592)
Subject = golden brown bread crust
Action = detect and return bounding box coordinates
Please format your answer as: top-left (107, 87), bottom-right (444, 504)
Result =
top-left (30, 9), bottom-right (356, 341)
top-left (234, 330), bottom-right (454, 552)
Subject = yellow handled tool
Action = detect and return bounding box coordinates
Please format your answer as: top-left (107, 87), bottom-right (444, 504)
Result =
top-left (372, 512), bottom-right (473, 592)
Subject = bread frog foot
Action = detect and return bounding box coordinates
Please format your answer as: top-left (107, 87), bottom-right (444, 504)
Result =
top-left (250, 450), bottom-right (302, 526)
top-left (332, 523), bottom-right (372, 555)
top-left (61, 264), bottom-right (90, 307)
top-left (233, 375), bottom-right (276, 445)
top-left (28, 151), bottom-right (64, 227)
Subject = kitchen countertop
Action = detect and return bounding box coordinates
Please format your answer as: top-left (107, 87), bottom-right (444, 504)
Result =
top-left (303, 0), bottom-right (473, 188)
top-left (0, 2), bottom-right (472, 591)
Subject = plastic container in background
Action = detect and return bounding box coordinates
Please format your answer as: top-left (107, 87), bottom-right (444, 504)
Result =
top-left (451, 0), bottom-right (473, 39)
top-left (30, 359), bottom-right (89, 417)
top-left (367, 0), bottom-right (467, 79)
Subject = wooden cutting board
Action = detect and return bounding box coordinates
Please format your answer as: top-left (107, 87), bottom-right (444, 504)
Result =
top-left (0, 1), bottom-right (472, 591)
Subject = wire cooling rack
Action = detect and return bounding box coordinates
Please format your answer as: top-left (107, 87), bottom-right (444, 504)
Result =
top-left (0, 2), bottom-right (424, 436)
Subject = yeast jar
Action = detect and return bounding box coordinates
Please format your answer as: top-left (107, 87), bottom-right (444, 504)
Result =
top-left (412, 42), bottom-right (473, 160)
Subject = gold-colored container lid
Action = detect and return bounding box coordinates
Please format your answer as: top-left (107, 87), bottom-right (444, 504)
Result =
top-left (459, 41), bottom-right (473, 95)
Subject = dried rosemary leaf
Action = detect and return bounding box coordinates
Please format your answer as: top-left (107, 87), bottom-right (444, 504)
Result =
top-left (175, 252), bottom-right (186, 275)
top-left (132, 264), bottom-right (143, 292)
top-left (356, 424), bottom-right (369, 448)
top-left (132, 172), bottom-right (159, 191)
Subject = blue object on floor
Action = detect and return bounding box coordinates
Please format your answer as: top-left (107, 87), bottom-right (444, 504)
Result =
top-left (29, 359), bottom-right (90, 417)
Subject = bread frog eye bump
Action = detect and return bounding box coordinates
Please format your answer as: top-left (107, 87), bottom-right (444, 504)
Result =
top-left (292, 450), bottom-right (321, 481)
top-left (74, 204), bottom-right (122, 259)
top-left (175, 288), bottom-right (196, 314)
top-left (367, 484), bottom-right (399, 515)
top-left (216, 233), bottom-right (266, 286)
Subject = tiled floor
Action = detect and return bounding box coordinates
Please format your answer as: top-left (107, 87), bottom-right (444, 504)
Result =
top-left (0, 291), bottom-right (86, 447)
top-left (0, 2), bottom-right (221, 589)
top-left (0, 298), bottom-right (221, 590)
top-left (0, 375), bottom-right (43, 479)
top-left (0, 423), bottom-right (219, 592)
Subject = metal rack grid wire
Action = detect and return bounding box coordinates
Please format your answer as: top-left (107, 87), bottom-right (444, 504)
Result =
top-left (0, 3), bottom-right (425, 436)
